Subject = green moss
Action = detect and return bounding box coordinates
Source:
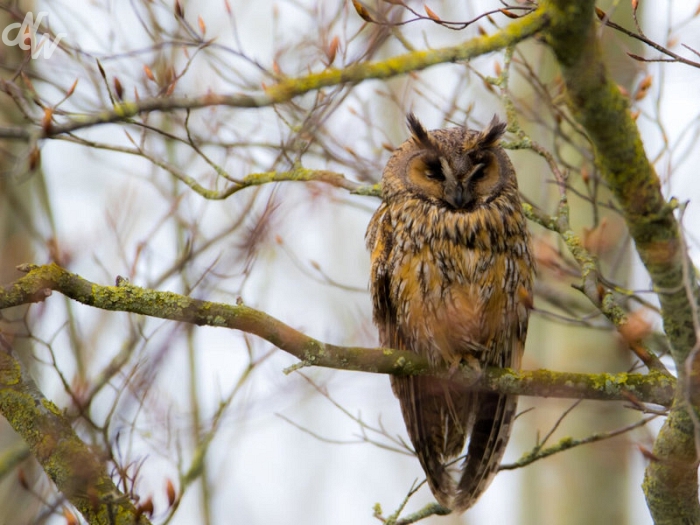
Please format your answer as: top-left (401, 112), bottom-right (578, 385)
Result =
top-left (0, 390), bottom-right (43, 446)
top-left (112, 101), bottom-right (136, 118)
top-left (556, 436), bottom-right (574, 448)
top-left (543, 0), bottom-right (596, 66)
top-left (41, 398), bottom-right (62, 416)
top-left (352, 183), bottom-right (382, 197)
top-left (643, 405), bottom-right (700, 524)
top-left (208, 315), bottom-right (226, 326)
top-left (264, 7), bottom-right (548, 102)
top-left (0, 353), bottom-right (21, 385)
top-left (600, 292), bottom-right (627, 325)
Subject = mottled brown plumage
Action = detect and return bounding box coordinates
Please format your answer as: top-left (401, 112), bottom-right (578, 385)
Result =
top-left (366, 114), bottom-right (533, 512)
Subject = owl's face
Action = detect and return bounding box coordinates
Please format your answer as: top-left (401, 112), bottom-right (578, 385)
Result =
top-left (383, 114), bottom-right (514, 211)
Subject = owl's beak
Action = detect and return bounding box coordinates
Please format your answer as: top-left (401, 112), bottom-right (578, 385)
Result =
top-left (447, 183), bottom-right (474, 209)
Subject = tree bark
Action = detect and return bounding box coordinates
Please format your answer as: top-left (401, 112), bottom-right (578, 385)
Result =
top-left (543, 1), bottom-right (700, 522)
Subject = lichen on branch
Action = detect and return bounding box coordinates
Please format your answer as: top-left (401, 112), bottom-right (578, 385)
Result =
top-left (3, 7), bottom-right (549, 142)
top-left (0, 335), bottom-right (151, 525)
top-left (542, 0), bottom-right (700, 522)
top-left (0, 263), bottom-right (675, 406)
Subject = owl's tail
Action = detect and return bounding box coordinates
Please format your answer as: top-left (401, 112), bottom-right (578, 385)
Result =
top-left (452, 391), bottom-right (518, 512)
top-left (391, 375), bottom-right (473, 508)
top-left (393, 374), bottom-right (518, 512)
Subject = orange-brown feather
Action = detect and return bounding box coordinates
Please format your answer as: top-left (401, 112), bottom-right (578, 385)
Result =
top-left (367, 116), bottom-right (533, 512)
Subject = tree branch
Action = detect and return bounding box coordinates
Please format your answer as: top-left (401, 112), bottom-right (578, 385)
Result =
top-left (0, 334), bottom-right (151, 525)
top-left (543, 0), bottom-right (700, 521)
top-left (0, 263), bottom-right (674, 406)
top-left (500, 416), bottom-right (658, 471)
top-left (545, 1), bottom-right (697, 361)
top-left (2, 7), bottom-right (549, 141)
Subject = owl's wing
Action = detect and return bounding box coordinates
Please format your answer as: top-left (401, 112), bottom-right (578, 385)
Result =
top-left (367, 203), bottom-right (464, 507)
top-left (453, 390), bottom-right (517, 510)
top-left (391, 373), bottom-right (474, 508)
top-left (366, 202), bottom-right (395, 342)
top-left (454, 313), bottom-right (528, 511)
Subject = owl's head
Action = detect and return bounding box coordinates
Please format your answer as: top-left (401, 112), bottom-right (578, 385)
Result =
top-left (382, 114), bottom-right (516, 211)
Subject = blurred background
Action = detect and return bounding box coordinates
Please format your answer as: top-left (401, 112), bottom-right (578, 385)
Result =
top-left (1, 1), bottom-right (699, 523)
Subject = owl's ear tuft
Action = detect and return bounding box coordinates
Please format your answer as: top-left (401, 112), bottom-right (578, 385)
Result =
top-left (407, 113), bottom-right (435, 151)
top-left (473, 115), bottom-right (507, 149)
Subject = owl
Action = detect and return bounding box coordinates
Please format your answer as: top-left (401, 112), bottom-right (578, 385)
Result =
top-left (366, 114), bottom-right (533, 512)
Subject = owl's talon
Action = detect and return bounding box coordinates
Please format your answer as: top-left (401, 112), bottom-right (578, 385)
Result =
top-left (456, 356), bottom-right (481, 386)
top-left (460, 354), bottom-right (481, 372)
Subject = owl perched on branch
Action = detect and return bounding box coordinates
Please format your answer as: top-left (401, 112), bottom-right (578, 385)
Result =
top-left (366, 114), bottom-right (533, 512)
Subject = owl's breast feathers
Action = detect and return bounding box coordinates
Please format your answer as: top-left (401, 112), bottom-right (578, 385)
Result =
top-left (366, 115), bottom-right (533, 512)
top-left (367, 191), bottom-right (533, 510)
top-left (367, 194), bottom-right (532, 368)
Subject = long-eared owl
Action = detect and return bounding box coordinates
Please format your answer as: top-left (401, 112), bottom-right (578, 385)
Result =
top-left (366, 114), bottom-right (533, 512)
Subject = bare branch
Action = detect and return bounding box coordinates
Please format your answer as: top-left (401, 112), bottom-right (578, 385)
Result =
top-left (501, 416), bottom-right (658, 470)
top-left (1, 8), bottom-right (549, 141)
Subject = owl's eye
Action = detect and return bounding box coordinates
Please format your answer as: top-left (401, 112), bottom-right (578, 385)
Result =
top-left (423, 158), bottom-right (445, 181)
top-left (425, 168), bottom-right (445, 181)
top-left (470, 163), bottom-right (487, 181)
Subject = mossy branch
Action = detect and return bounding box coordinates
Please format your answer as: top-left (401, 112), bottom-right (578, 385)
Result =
top-left (543, 0), bottom-right (700, 522)
top-left (641, 403), bottom-right (700, 525)
top-left (3, 8), bottom-right (549, 141)
top-left (501, 416), bottom-right (657, 471)
top-left (545, 0), bottom-right (697, 363)
top-left (181, 166), bottom-right (381, 200)
top-left (0, 263), bottom-right (674, 406)
top-left (0, 335), bottom-right (151, 525)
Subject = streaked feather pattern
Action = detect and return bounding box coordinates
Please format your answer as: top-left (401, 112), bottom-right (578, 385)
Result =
top-left (366, 114), bottom-right (533, 512)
